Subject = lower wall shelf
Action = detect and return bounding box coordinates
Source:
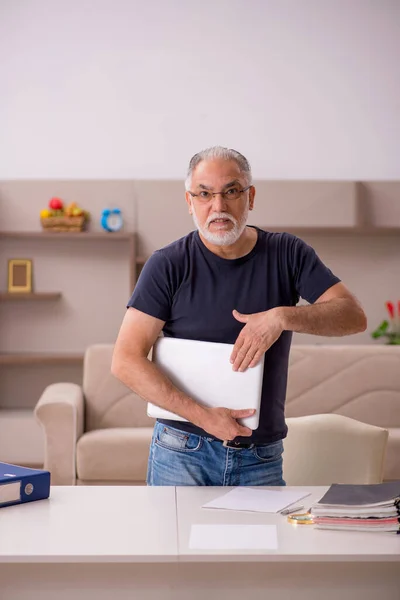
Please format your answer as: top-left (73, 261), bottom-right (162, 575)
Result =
top-left (0, 292), bottom-right (62, 301)
top-left (0, 353), bottom-right (84, 365)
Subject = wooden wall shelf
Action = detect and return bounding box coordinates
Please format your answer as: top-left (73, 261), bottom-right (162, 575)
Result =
top-left (0, 292), bottom-right (62, 301)
top-left (0, 353), bottom-right (84, 365)
top-left (135, 226), bottom-right (400, 266)
top-left (265, 226), bottom-right (400, 235)
top-left (0, 230), bottom-right (137, 291)
top-left (0, 231), bottom-right (134, 240)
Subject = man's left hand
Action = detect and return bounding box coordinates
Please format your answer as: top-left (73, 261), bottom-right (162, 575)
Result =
top-left (230, 308), bottom-right (283, 372)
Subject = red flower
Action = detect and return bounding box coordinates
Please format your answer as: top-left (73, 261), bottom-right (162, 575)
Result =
top-left (385, 301), bottom-right (395, 319)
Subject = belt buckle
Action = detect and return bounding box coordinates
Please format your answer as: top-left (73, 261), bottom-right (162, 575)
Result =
top-left (223, 440), bottom-right (254, 449)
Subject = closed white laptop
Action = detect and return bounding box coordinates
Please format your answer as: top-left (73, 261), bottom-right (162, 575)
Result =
top-left (147, 337), bottom-right (264, 430)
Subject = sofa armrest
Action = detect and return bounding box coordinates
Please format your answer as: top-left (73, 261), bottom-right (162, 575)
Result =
top-left (34, 383), bottom-right (84, 485)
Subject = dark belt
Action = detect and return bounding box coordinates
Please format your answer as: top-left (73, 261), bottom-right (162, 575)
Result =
top-left (223, 440), bottom-right (255, 449)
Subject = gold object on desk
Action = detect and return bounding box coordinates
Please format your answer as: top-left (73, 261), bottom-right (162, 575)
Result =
top-left (287, 513), bottom-right (314, 525)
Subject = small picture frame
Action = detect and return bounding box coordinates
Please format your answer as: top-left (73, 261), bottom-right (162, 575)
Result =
top-left (7, 259), bottom-right (33, 293)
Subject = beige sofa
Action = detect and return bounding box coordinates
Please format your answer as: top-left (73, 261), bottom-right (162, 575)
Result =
top-left (35, 344), bottom-right (400, 485)
top-left (285, 345), bottom-right (399, 482)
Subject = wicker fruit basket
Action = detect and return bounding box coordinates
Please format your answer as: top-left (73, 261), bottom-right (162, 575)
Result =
top-left (40, 197), bottom-right (90, 232)
top-left (40, 215), bottom-right (87, 232)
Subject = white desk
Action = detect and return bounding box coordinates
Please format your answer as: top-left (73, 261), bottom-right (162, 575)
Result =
top-left (177, 486), bottom-right (400, 561)
top-left (176, 486), bottom-right (400, 600)
top-left (0, 485), bottom-right (177, 563)
top-left (0, 485), bottom-right (399, 600)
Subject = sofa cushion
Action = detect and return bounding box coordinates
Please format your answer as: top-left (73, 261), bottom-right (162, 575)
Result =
top-left (76, 427), bottom-right (153, 482)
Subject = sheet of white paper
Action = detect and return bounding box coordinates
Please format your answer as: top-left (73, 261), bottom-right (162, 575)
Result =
top-left (189, 524), bottom-right (278, 550)
top-left (202, 487), bottom-right (310, 513)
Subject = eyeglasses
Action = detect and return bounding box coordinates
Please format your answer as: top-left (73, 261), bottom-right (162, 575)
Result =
top-left (188, 185), bottom-right (251, 203)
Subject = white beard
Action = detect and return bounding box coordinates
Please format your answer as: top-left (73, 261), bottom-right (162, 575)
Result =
top-left (191, 205), bottom-right (249, 247)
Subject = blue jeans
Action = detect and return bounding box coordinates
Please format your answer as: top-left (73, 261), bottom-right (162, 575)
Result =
top-left (147, 422), bottom-right (286, 486)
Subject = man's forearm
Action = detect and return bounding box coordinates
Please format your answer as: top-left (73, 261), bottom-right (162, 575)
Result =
top-left (276, 297), bottom-right (367, 337)
top-left (111, 354), bottom-right (209, 427)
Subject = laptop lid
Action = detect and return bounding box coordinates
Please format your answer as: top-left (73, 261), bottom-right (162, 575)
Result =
top-left (147, 337), bottom-right (264, 430)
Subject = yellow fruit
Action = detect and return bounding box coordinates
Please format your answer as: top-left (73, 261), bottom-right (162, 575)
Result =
top-left (40, 209), bottom-right (51, 218)
top-left (72, 207), bottom-right (83, 216)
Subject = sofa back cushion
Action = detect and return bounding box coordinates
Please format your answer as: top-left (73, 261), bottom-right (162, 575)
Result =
top-left (286, 345), bottom-right (400, 429)
top-left (83, 344), bottom-right (155, 430)
top-left (83, 343), bottom-right (400, 434)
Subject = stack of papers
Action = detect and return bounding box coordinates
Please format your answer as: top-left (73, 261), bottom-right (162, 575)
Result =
top-left (202, 487), bottom-right (310, 513)
top-left (311, 481), bottom-right (400, 533)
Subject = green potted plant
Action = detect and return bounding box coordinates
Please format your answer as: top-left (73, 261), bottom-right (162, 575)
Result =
top-left (371, 301), bottom-right (400, 345)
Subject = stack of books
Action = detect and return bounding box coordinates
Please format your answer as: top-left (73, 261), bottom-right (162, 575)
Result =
top-left (310, 481), bottom-right (400, 533)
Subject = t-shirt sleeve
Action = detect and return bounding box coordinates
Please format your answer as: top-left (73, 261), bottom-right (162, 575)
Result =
top-left (289, 235), bottom-right (341, 304)
top-left (126, 250), bottom-right (175, 321)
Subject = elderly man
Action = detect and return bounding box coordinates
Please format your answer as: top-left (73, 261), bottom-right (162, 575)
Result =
top-left (112, 146), bottom-right (367, 486)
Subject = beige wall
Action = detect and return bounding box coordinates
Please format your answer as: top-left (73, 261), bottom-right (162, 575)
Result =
top-left (0, 181), bottom-right (135, 418)
top-left (0, 181), bottom-right (135, 355)
top-left (1, 1), bottom-right (399, 181)
top-left (287, 232), bottom-right (399, 345)
top-left (0, 180), bottom-right (136, 233)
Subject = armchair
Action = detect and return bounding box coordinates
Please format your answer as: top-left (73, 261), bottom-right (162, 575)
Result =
top-left (35, 344), bottom-right (154, 485)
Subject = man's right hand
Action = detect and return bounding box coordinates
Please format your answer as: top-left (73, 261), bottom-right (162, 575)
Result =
top-left (199, 407), bottom-right (255, 441)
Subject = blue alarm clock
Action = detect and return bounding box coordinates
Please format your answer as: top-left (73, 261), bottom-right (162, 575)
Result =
top-left (100, 208), bottom-right (123, 232)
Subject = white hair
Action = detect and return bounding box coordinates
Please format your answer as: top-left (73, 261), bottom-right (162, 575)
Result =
top-left (184, 146), bottom-right (252, 190)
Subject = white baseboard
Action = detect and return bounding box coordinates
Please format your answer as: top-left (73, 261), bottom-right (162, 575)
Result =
top-left (0, 409), bottom-right (44, 465)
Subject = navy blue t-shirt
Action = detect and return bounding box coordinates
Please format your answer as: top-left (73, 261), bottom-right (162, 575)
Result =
top-left (127, 226), bottom-right (340, 444)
